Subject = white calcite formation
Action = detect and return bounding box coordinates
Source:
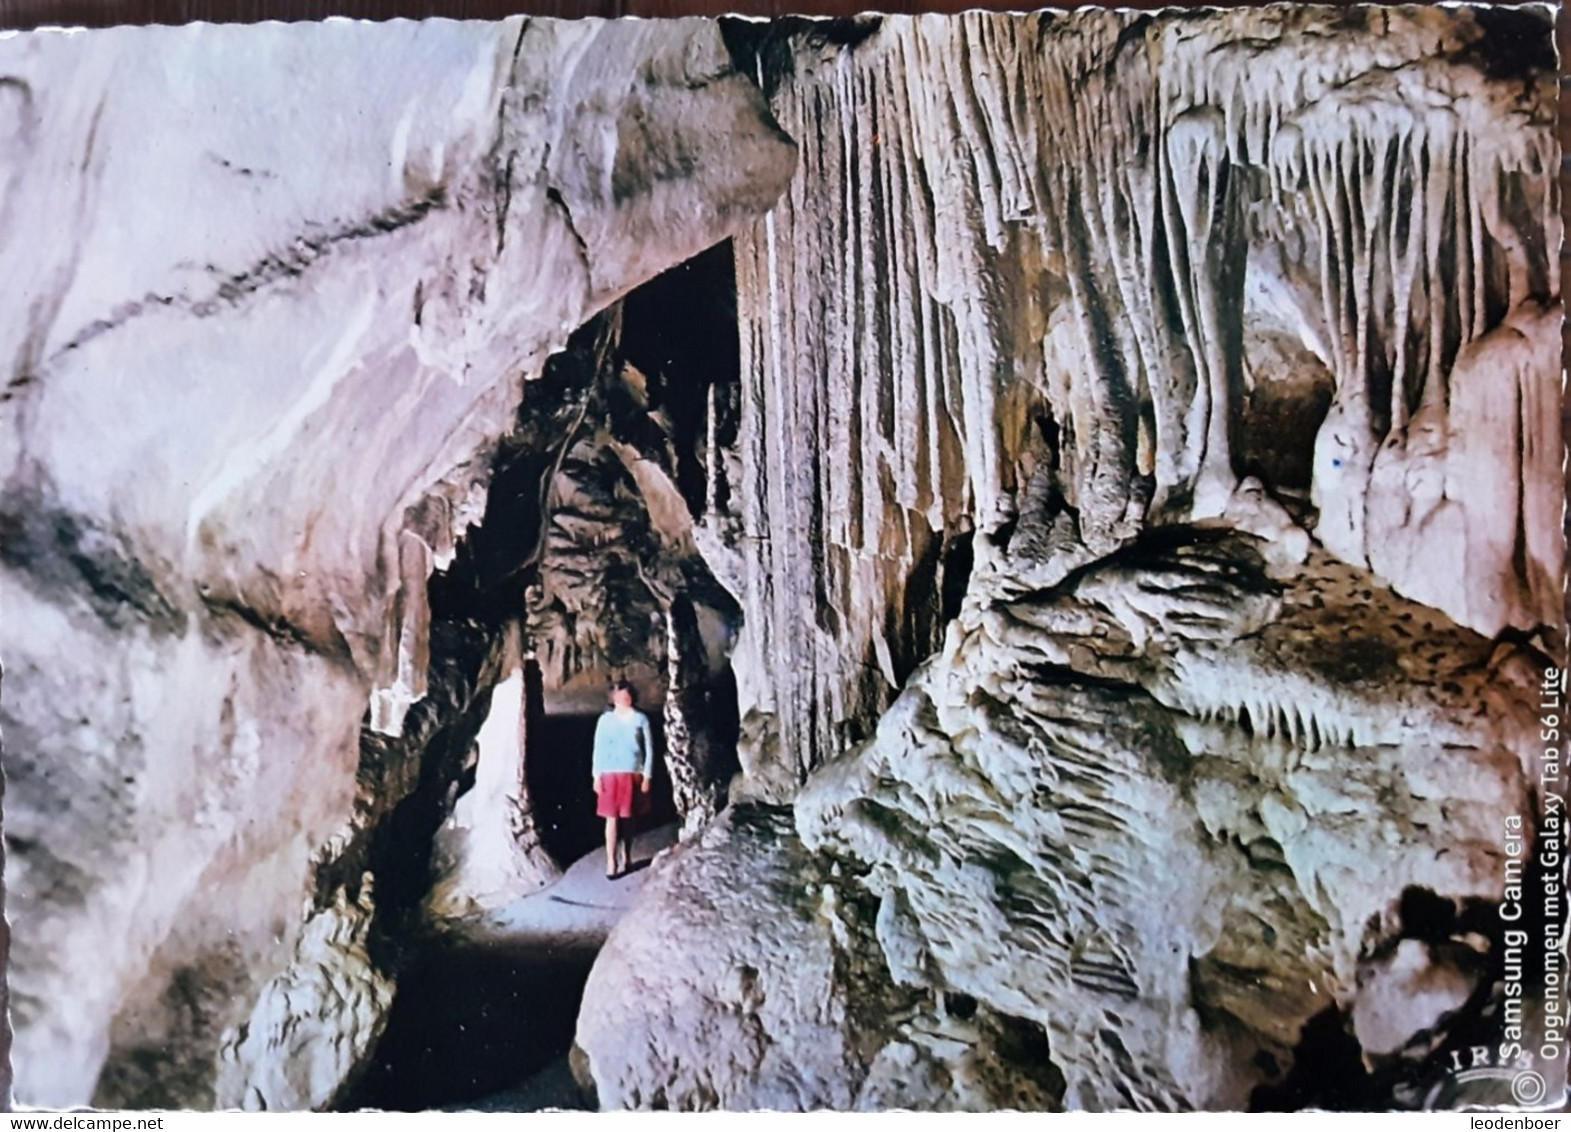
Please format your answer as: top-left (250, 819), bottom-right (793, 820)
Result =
top-left (574, 805), bottom-right (1064, 1111)
top-left (574, 807), bottom-right (894, 1110)
top-left (587, 5), bottom-right (1562, 1112)
top-left (587, 531), bottom-right (1543, 1110)
top-left (425, 654), bottom-right (561, 921)
top-left (723, 7), bottom-right (1560, 792)
top-left (213, 882), bottom-right (394, 1112)
top-left (0, 17), bottom-right (792, 1107)
top-left (1, 3), bottom-right (1561, 1114)
top-left (794, 532), bottom-right (1538, 1108)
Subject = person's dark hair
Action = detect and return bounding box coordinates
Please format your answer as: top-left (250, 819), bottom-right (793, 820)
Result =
top-left (610, 679), bottom-right (636, 705)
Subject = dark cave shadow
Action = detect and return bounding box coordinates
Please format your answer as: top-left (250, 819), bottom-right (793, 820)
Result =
top-left (340, 940), bottom-right (596, 1112)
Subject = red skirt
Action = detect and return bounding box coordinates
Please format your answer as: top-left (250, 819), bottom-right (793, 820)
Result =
top-left (596, 773), bottom-right (649, 819)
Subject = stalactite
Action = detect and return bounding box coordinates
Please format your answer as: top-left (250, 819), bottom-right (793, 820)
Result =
top-left (368, 530), bottom-right (435, 736)
top-left (661, 595), bottom-right (725, 839)
top-left (727, 6), bottom-right (1559, 785)
top-left (704, 382), bottom-right (719, 518)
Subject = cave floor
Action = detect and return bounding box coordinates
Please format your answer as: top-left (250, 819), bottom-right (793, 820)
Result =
top-left (465, 821), bottom-right (681, 952)
top-left (442, 1057), bottom-right (590, 1112)
top-left (352, 822), bottom-right (679, 1112)
top-left (450, 821), bottom-right (681, 1112)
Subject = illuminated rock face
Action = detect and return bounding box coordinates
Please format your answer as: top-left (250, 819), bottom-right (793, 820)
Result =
top-left (720, 8), bottom-right (1561, 792)
top-left (0, 17), bottom-right (792, 1108)
top-left (794, 534), bottom-right (1538, 1109)
top-left (581, 7), bottom-right (1562, 1112)
top-left (2, 4), bottom-right (1561, 1114)
top-left (574, 805), bottom-right (1065, 1111)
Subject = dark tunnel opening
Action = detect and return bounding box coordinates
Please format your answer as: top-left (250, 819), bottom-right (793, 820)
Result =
top-left (617, 239), bottom-right (742, 520)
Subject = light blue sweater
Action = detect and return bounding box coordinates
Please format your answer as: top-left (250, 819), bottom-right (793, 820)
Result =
top-left (592, 708), bottom-right (654, 778)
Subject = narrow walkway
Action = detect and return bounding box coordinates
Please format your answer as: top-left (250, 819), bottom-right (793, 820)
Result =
top-left (464, 821), bottom-right (680, 952)
top-left (430, 822), bottom-right (675, 1111)
top-left (353, 822), bottom-right (680, 1112)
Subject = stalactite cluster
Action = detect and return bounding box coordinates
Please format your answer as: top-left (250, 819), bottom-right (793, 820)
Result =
top-left (725, 7), bottom-right (1560, 786)
top-left (2, 5), bottom-right (1561, 1113)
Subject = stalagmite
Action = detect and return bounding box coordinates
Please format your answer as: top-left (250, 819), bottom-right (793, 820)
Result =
top-left (426, 643), bottom-right (562, 920)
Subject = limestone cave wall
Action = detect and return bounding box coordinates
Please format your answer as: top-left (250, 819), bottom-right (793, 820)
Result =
top-left (0, 17), bottom-right (792, 1107)
top-left (577, 6), bottom-right (1565, 1112)
top-left (0, 4), bottom-right (1562, 1115)
top-left (719, 8), bottom-right (1561, 794)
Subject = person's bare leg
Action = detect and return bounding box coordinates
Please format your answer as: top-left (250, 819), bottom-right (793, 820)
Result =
top-left (605, 816), bottom-right (619, 876)
top-left (619, 828), bottom-right (633, 874)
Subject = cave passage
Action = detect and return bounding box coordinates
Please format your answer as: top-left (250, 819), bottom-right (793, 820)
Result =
top-left (346, 240), bottom-right (748, 1113)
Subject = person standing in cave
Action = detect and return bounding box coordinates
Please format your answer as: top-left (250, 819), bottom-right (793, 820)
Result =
top-left (592, 680), bottom-right (654, 879)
